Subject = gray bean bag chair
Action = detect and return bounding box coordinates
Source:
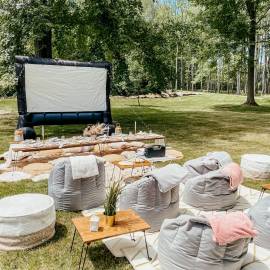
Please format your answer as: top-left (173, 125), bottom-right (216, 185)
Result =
top-left (182, 169), bottom-right (238, 210)
top-left (249, 196), bottom-right (270, 249)
top-left (119, 164), bottom-right (188, 232)
top-left (158, 215), bottom-right (250, 270)
top-left (48, 157), bottom-right (105, 211)
top-left (184, 151), bottom-right (232, 182)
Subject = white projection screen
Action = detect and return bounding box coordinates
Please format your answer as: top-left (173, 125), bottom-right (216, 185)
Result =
top-left (24, 64), bottom-right (107, 113)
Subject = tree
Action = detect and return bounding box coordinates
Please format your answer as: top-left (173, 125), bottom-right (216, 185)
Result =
top-left (1, 0), bottom-right (269, 97)
top-left (193, 0), bottom-right (270, 105)
top-left (0, 0), bottom-right (77, 70)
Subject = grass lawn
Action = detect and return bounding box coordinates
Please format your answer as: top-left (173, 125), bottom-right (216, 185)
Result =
top-left (1, 93), bottom-right (270, 269)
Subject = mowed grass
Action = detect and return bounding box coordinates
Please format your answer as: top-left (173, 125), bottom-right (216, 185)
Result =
top-left (1, 93), bottom-right (270, 269)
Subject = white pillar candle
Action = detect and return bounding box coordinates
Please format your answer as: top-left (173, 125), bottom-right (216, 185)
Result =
top-left (41, 125), bottom-right (45, 141)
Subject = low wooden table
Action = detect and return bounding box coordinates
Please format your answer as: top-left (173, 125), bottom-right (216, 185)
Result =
top-left (12, 134), bottom-right (165, 153)
top-left (10, 133), bottom-right (165, 168)
top-left (70, 209), bottom-right (151, 270)
top-left (111, 159), bottom-right (153, 182)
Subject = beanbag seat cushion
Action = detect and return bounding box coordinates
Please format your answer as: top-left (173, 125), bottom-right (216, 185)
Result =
top-left (248, 196), bottom-right (270, 249)
top-left (0, 193), bottom-right (56, 251)
top-left (48, 157), bottom-right (105, 211)
top-left (182, 169), bottom-right (238, 211)
top-left (119, 164), bottom-right (188, 232)
top-left (158, 215), bottom-right (250, 270)
top-left (184, 151), bottom-right (232, 182)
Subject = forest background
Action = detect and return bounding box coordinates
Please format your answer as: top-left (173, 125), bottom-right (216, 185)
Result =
top-left (0, 0), bottom-right (270, 105)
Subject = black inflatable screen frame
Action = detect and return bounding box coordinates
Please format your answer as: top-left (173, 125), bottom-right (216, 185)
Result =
top-left (15, 56), bottom-right (112, 128)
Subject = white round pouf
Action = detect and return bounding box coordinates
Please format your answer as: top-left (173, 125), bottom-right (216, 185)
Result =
top-left (0, 193), bottom-right (56, 251)
top-left (241, 154), bottom-right (270, 179)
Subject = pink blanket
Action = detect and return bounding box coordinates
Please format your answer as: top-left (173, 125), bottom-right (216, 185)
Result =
top-left (207, 212), bottom-right (257, 246)
top-left (221, 162), bottom-right (243, 190)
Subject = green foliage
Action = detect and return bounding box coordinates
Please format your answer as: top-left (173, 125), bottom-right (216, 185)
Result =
top-left (192, 0), bottom-right (270, 103)
top-left (194, 0), bottom-right (249, 43)
top-left (0, 0), bottom-right (269, 96)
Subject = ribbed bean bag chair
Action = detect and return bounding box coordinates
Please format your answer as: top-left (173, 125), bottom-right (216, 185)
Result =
top-left (184, 151), bottom-right (232, 182)
top-left (241, 154), bottom-right (270, 179)
top-left (48, 157), bottom-right (105, 211)
top-left (182, 169), bottom-right (238, 211)
top-left (158, 215), bottom-right (250, 270)
top-left (119, 164), bottom-right (188, 232)
top-left (248, 196), bottom-right (270, 249)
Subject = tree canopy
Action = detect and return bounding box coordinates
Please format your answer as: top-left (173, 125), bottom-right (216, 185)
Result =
top-left (0, 0), bottom-right (270, 104)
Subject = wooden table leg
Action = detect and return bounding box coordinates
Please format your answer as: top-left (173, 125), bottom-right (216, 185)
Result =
top-left (81, 244), bottom-right (89, 270)
top-left (70, 227), bottom-right (76, 252)
top-left (78, 243), bottom-right (85, 270)
top-left (129, 233), bottom-right (135, 241)
top-left (13, 151), bottom-right (18, 172)
top-left (143, 230), bottom-right (152, 261)
top-left (259, 187), bottom-right (266, 200)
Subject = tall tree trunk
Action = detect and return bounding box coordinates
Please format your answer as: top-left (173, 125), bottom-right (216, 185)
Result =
top-left (245, 0), bottom-right (258, 105)
top-left (191, 63), bottom-right (194, 91)
top-left (175, 44), bottom-right (178, 91)
top-left (244, 73), bottom-right (248, 94)
top-left (237, 71), bottom-right (241, 95)
top-left (216, 60), bottom-right (220, 93)
top-left (34, 29), bottom-right (52, 58)
top-left (261, 49), bottom-right (266, 95)
top-left (186, 65), bottom-right (189, 91)
top-left (180, 58), bottom-right (183, 90)
top-left (34, 0), bottom-right (52, 58)
top-left (266, 56), bottom-right (270, 94)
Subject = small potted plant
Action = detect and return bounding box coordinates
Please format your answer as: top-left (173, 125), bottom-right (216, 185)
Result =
top-left (104, 181), bottom-right (122, 227)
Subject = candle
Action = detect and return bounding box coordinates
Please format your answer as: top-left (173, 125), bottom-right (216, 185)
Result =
top-left (90, 214), bottom-right (100, 232)
top-left (41, 125), bottom-right (45, 141)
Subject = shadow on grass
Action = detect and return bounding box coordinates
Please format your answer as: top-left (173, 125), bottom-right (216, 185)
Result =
top-left (87, 242), bottom-right (131, 270)
top-left (129, 104), bottom-right (165, 108)
top-left (213, 104), bottom-right (270, 113)
top-left (50, 222), bottom-right (68, 243)
top-left (113, 106), bottom-right (270, 144)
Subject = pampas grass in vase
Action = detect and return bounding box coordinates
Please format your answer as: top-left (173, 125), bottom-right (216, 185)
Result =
top-left (103, 181), bottom-right (122, 227)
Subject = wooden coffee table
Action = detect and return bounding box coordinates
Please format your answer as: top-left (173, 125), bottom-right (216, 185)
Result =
top-left (111, 160), bottom-right (153, 182)
top-left (70, 209), bottom-right (151, 270)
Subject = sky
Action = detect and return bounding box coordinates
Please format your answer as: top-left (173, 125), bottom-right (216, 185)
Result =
top-left (157, 0), bottom-right (189, 14)
top-left (158, 0), bottom-right (178, 7)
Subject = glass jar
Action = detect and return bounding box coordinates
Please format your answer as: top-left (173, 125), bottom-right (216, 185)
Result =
top-left (115, 123), bottom-right (122, 135)
top-left (14, 129), bottom-right (24, 142)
